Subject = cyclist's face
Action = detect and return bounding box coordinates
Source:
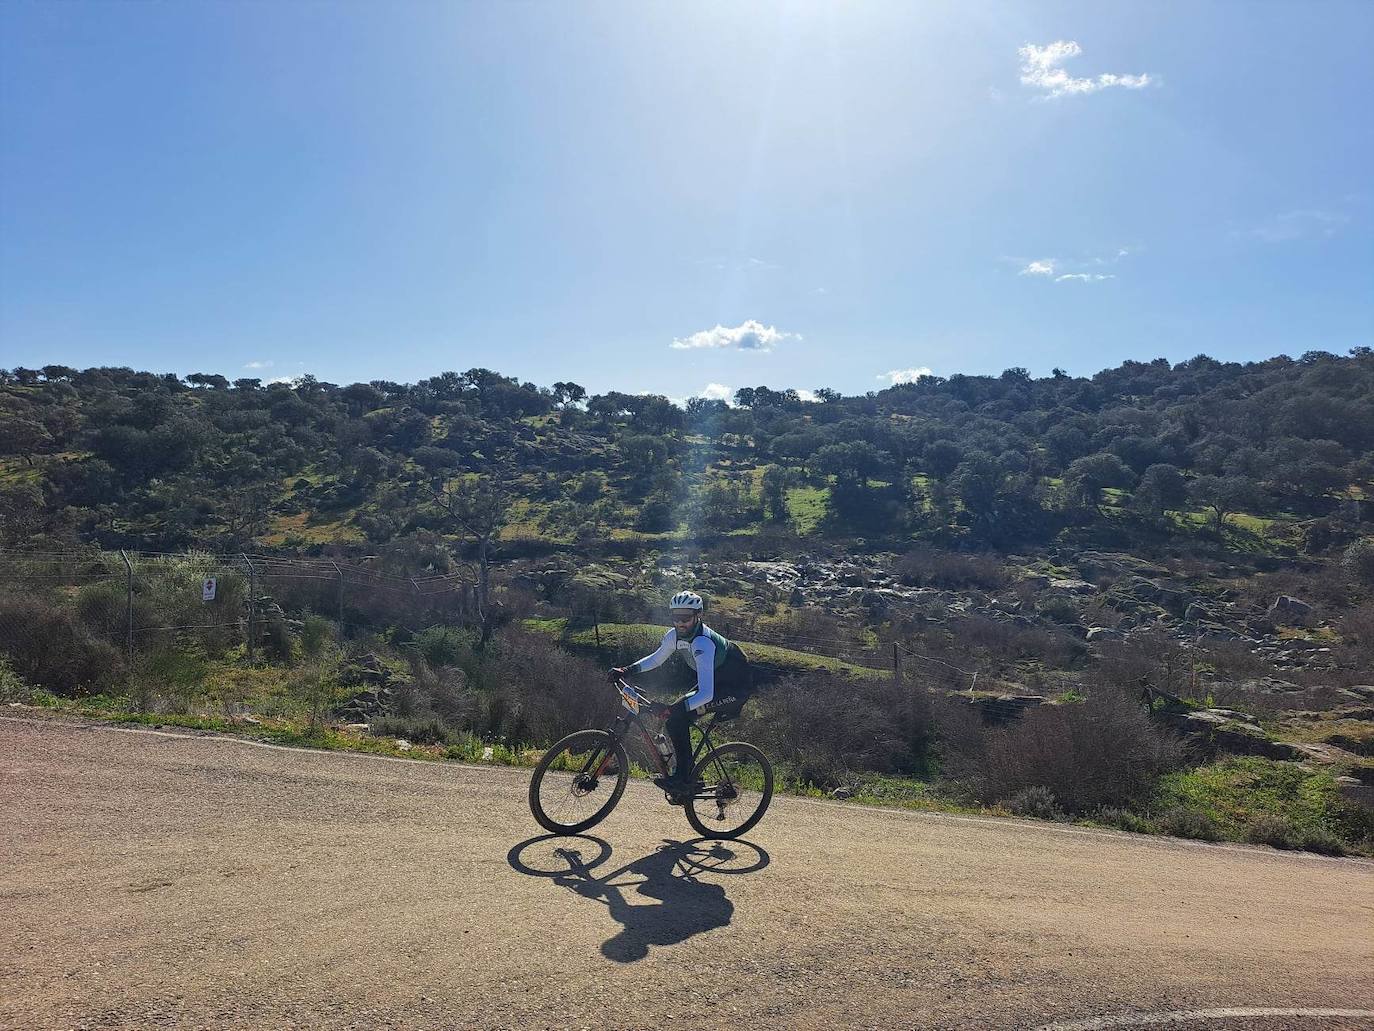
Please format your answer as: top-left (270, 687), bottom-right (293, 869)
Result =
top-left (670, 609), bottom-right (698, 629)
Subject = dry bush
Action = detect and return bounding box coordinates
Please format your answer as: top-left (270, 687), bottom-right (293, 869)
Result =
top-left (766, 605), bottom-right (871, 651)
top-left (895, 547), bottom-right (1010, 591)
top-left (480, 628), bottom-right (617, 745)
top-left (942, 614), bottom-right (1081, 672)
top-left (1338, 601), bottom-right (1374, 670)
top-left (0, 593), bottom-right (127, 695)
top-left (390, 626), bottom-right (616, 746)
top-left (1094, 630), bottom-right (1194, 696)
top-left (1233, 567), bottom-right (1350, 614)
top-left (736, 672), bottom-right (932, 789)
top-left (940, 686), bottom-right (1187, 814)
top-left (1081, 596), bottom-right (1128, 629)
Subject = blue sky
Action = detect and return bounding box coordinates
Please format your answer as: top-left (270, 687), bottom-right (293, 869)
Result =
top-left (2, 1), bottom-right (1371, 400)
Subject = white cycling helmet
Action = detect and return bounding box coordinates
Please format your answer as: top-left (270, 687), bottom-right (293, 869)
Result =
top-left (668, 590), bottom-right (704, 612)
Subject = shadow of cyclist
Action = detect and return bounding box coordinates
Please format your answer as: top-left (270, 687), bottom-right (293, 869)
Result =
top-left (507, 835), bottom-right (769, 963)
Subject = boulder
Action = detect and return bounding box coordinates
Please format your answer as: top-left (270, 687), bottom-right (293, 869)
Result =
top-left (1158, 708), bottom-right (1304, 760)
top-left (1267, 595), bottom-right (1315, 625)
top-left (1086, 626), bottom-right (1124, 643)
top-left (1183, 602), bottom-right (1213, 624)
top-left (1047, 577), bottom-right (1097, 595)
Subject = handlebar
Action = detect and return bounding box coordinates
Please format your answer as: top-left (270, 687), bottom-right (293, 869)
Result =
top-left (611, 677), bottom-right (673, 717)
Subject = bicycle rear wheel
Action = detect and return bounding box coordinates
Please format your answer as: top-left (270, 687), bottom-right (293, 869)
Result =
top-left (528, 730), bottom-right (629, 835)
top-left (685, 741), bottom-right (773, 839)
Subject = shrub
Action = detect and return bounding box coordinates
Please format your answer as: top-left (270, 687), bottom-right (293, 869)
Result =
top-left (1155, 807), bottom-right (1223, 841)
top-left (0, 593), bottom-right (127, 694)
top-left (416, 625), bottom-right (472, 668)
top-left (942, 686), bottom-right (1186, 814)
top-left (1291, 826), bottom-right (1347, 857)
top-left (371, 714), bottom-right (454, 745)
top-left (1002, 786), bottom-right (1065, 820)
top-left (1246, 813), bottom-right (1299, 850)
top-left (1094, 806), bottom-right (1150, 833)
top-left (300, 614), bottom-right (334, 658)
top-left (1342, 538), bottom-right (1374, 587)
top-left (894, 547), bottom-right (1009, 591)
top-left (259, 614), bottom-right (294, 661)
top-left (0, 656), bottom-right (36, 702)
top-left (634, 494), bottom-right (676, 532)
top-left (737, 672), bottom-right (932, 790)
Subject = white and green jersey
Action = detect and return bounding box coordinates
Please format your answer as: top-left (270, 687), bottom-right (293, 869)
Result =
top-left (629, 622), bottom-right (731, 711)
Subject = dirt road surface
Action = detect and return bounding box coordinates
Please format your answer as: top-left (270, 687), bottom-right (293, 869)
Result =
top-left (2, 716), bottom-right (1372, 1030)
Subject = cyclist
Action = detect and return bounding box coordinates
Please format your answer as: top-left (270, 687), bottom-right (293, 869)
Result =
top-left (609, 591), bottom-right (754, 799)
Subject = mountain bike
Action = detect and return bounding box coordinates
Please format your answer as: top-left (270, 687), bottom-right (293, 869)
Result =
top-left (527, 678), bottom-right (773, 839)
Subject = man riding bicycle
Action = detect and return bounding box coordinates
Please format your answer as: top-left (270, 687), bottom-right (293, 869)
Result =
top-left (609, 591), bottom-right (754, 799)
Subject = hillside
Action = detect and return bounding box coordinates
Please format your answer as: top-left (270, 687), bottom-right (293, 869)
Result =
top-left (2, 352), bottom-right (1373, 854)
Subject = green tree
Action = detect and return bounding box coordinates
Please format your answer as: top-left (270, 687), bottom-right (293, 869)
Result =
top-left (1131, 463), bottom-right (1188, 521)
top-left (1188, 475), bottom-right (1261, 531)
top-left (1064, 453), bottom-right (1136, 513)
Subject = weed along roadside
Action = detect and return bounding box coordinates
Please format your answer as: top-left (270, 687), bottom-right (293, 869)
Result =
top-left (5, 635), bottom-right (1371, 858)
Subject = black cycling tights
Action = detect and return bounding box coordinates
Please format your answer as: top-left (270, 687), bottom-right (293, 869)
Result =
top-left (664, 702), bottom-right (694, 779)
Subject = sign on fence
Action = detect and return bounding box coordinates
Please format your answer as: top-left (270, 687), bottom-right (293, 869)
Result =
top-left (201, 577), bottom-right (217, 602)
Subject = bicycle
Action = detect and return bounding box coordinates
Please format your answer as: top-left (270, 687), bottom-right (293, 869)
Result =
top-left (527, 677), bottom-right (774, 839)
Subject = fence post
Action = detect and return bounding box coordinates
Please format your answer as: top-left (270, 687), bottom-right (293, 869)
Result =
top-left (892, 642), bottom-right (903, 685)
top-left (119, 550), bottom-right (133, 663)
top-left (594, 609), bottom-right (601, 649)
top-left (241, 553), bottom-right (256, 659)
top-left (328, 559), bottom-right (344, 630)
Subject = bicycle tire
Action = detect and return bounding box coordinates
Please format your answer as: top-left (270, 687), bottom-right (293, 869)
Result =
top-left (528, 729), bottom-right (629, 835)
top-left (685, 741), bottom-right (774, 839)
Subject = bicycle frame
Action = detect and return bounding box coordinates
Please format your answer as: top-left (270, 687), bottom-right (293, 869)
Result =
top-left (592, 679), bottom-right (728, 795)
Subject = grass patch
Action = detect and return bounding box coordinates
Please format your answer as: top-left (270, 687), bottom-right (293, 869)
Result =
top-left (260, 512), bottom-right (365, 546)
top-left (785, 485), bottom-right (828, 535)
top-left (1153, 756), bottom-right (1372, 854)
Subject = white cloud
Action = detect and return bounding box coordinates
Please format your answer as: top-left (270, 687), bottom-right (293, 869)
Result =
top-left (1017, 248), bottom-right (1133, 282)
top-left (265, 375), bottom-right (301, 386)
top-left (879, 367), bottom-right (935, 385)
top-left (243, 360), bottom-right (275, 370)
top-left (1019, 41), bottom-right (1152, 98)
top-left (670, 319), bottom-right (799, 351)
top-left (700, 383), bottom-right (735, 401)
top-left (796, 389), bottom-right (821, 403)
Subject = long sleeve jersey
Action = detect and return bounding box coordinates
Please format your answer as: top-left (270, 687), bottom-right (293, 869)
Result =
top-left (628, 622), bottom-right (731, 711)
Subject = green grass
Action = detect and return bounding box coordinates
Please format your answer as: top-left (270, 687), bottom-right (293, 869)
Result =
top-left (1153, 756), bottom-right (1372, 854)
top-left (260, 511), bottom-right (365, 546)
top-left (785, 485), bottom-right (828, 535)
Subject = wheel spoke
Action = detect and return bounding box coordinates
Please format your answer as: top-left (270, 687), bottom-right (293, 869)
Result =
top-left (529, 731), bottom-right (628, 835)
top-left (686, 741), bottom-right (773, 839)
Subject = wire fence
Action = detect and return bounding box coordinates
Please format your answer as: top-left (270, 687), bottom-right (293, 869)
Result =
top-left (0, 549), bottom-right (477, 666)
top-left (0, 548), bottom-right (1031, 703)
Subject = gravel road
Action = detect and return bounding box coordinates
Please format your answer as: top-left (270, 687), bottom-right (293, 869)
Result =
top-left (2, 716), bottom-right (1372, 1030)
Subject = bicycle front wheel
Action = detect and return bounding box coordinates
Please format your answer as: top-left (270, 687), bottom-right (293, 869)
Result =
top-left (685, 741), bottom-right (774, 839)
top-left (528, 730), bottom-right (629, 835)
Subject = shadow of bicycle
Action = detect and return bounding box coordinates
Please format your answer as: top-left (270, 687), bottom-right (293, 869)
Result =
top-left (507, 835), bottom-right (770, 963)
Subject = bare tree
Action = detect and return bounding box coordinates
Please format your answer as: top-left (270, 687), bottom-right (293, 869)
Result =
top-left (427, 472), bottom-right (513, 645)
